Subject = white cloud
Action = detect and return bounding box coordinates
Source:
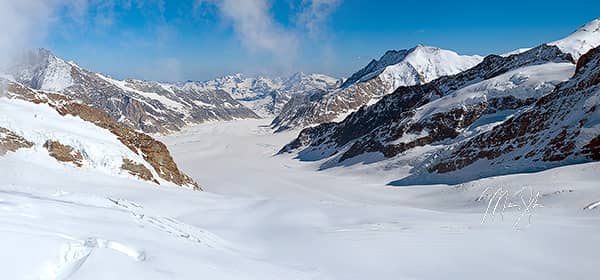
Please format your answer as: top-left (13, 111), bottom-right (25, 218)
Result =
top-left (0, 0), bottom-right (342, 80)
top-left (298, 0), bottom-right (341, 39)
top-left (0, 0), bottom-right (95, 66)
top-left (0, 1), bottom-right (54, 65)
top-left (197, 0), bottom-right (299, 61)
top-left (196, 0), bottom-right (341, 65)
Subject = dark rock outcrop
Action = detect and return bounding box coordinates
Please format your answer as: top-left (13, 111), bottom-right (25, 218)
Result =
top-left (420, 46), bottom-right (600, 182)
top-left (0, 127), bottom-right (33, 156)
top-left (43, 140), bottom-right (84, 167)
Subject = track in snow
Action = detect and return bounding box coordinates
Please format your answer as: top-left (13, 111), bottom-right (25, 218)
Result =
top-left (43, 237), bottom-right (145, 280)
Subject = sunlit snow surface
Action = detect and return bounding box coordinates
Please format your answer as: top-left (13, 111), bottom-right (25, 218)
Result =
top-left (551, 18), bottom-right (600, 60)
top-left (1, 119), bottom-right (599, 279)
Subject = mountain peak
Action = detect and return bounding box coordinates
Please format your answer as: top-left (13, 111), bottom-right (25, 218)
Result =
top-left (5, 48), bottom-right (73, 92)
top-left (341, 45), bottom-right (482, 88)
top-left (579, 17), bottom-right (600, 31)
top-left (412, 44), bottom-right (435, 51)
top-left (32, 47), bottom-right (54, 57)
top-left (550, 17), bottom-right (600, 60)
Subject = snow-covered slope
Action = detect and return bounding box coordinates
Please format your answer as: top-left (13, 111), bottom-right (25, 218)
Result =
top-left (3, 115), bottom-right (600, 279)
top-left (0, 80), bottom-right (199, 189)
top-left (550, 17), bottom-right (600, 60)
top-left (272, 46), bottom-right (482, 130)
top-left (3, 49), bottom-right (259, 134)
top-left (159, 119), bottom-right (600, 280)
top-left (191, 72), bottom-right (339, 117)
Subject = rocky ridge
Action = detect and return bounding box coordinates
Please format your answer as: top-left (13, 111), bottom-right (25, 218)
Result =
top-left (281, 45), bottom-right (574, 166)
top-left (2, 80), bottom-right (200, 189)
top-left (5, 49), bottom-right (259, 134)
top-left (272, 45), bottom-right (483, 130)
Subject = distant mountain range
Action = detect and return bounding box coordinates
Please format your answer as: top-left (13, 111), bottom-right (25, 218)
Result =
top-left (2, 49), bottom-right (338, 134)
top-left (280, 17), bottom-right (600, 185)
top-left (191, 72), bottom-right (340, 117)
top-left (4, 48), bottom-right (258, 134)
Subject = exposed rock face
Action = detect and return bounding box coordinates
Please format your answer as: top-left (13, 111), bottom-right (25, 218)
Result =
top-left (272, 78), bottom-right (387, 131)
top-left (43, 140), bottom-right (84, 167)
top-left (0, 127), bottom-right (33, 156)
top-left (418, 46), bottom-right (600, 183)
top-left (122, 159), bottom-right (158, 184)
top-left (4, 82), bottom-right (200, 189)
top-left (5, 49), bottom-right (258, 134)
top-left (272, 45), bottom-right (483, 130)
top-left (55, 101), bottom-right (200, 189)
top-left (281, 45), bottom-right (575, 167)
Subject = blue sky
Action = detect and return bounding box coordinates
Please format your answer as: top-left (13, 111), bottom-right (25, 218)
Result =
top-left (43, 0), bottom-right (600, 81)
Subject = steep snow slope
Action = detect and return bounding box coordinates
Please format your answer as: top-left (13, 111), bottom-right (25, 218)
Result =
top-left (409, 62), bottom-right (574, 129)
top-left (192, 72), bottom-right (339, 117)
top-left (272, 45), bottom-right (482, 130)
top-left (551, 17), bottom-right (600, 60)
top-left (0, 98), bottom-right (164, 184)
top-left (4, 49), bottom-right (258, 134)
top-left (4, 48), bottom-right (74, 91)
top-left (0, 81), bottom-right (198, 189)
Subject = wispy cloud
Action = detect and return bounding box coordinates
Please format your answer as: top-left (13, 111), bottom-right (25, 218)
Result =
top-left (297, 0), bottom-right (341, 39)
top-left (0, 0), bottom-right (115, 65)
top-left (0, 0), bottom-right (343, 80)
top-left (0, 0), bottom-right (58, 65)
top-left (195, 0), bottom-right (341, 66)
top-left (196, 0), bottom-right (299, 62)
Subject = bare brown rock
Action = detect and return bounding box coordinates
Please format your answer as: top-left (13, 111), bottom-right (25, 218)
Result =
top-left (0, 127), bottom-right (33, 156)
top-left (43, 140), bottom-right (84, 167)
top-left (54, 102), bottom-right (200, 190)
top-left (121, 159), bottom-right (159, 184)
top-left (542, 129), bottom-right (577, 162)
top-left (583, 135), bottom-right (600, 160)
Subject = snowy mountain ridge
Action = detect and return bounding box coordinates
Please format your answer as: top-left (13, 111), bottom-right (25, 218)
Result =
top-left (342, 45), bottom-right (484, 92)
top-left (3, 49), bottom-right (259, 134)
top-left (406, 44), bottom-right (600, 185)
top-left (280, 44), bottom-right (578, 180)
top-left (271, 45), bottom-right (483, 130)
